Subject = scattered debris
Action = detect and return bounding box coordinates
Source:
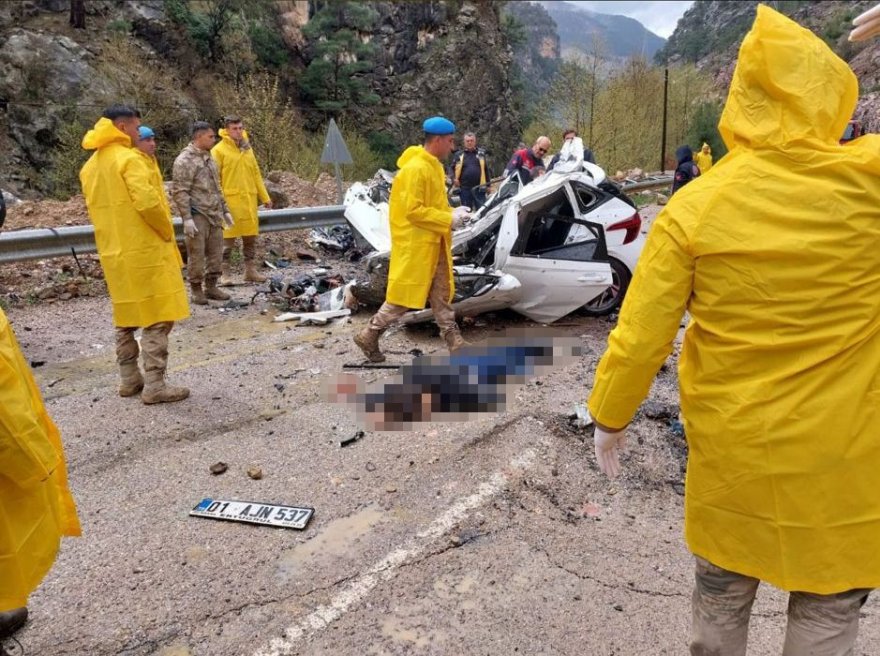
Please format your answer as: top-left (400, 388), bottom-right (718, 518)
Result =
top-left (669, 419), bottom-right (685, 438)
top-left (385, 485), bottom-right (397, 494)
top-left (569, 405), bottom-right (593, 429)
top-left (246, 467), bottom-right (263, 480)
top-left (209, 462), bottom-right (228, 475)
top-left (641, 401), bottom-right (678, 420)
top-left (340, 430), bottom-right (365, 448)
top-left (581, 502), bottom-right (602, 518)
top-left (273, 308), bottom-right (351, 325)
top-left (342, 363), bottom-right (401, 370)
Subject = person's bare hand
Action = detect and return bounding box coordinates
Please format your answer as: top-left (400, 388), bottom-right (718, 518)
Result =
top-left (850, 4), bottom-right (880, 41)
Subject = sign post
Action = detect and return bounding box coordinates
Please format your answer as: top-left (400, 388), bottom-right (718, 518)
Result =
top-left (320, 118), bottom-right (353, 204)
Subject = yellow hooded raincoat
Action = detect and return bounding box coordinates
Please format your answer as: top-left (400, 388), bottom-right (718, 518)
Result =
top-left (136, 149), bottom-right (184, 269)
top-left (693, 143), bottom-right (713, 173)
top-left (80, 118), bottom-right (189, 328)
top-left (212, 129), bottom-right (271, 239)
top-left (1, 308), bottom-right (81, 610)
top-left (588, 5), bottom-right (880, 594)
top-left (386, 146), bottom-right (454, 309)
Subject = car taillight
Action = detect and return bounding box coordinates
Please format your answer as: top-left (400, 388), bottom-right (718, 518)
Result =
top-left (607, 213), bottom-right (642, 245)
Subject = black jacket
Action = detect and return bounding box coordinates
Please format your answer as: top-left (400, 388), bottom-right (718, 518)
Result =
top-left (671, 145), bottom-right (700, 195)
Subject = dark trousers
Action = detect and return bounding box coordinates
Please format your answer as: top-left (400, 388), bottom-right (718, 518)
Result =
top-left (460, 186), bottom-right (486, 211)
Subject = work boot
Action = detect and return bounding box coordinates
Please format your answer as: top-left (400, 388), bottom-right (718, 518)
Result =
top-left (0, 607), bottom-right (27, 639)
top-left (219, 263), bottom-right (235, 287)
top-left (443, 329), bottom-right (470, 353)
top-left (205, 277), bottom-right (231, 301)
top-left (142, 370), bottom-right (190, 405)
top-left (244, 261), bottom-right (267, 283)
top-left (354, 327), bottom-right (385, 362)
top-left (191, 283), bottom-right (208, 305)
top-left (118, 361), bottom-right (144, 397)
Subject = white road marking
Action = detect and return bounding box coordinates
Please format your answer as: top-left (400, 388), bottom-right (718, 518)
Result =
top-left (253, 448), bottom-right (537, 656)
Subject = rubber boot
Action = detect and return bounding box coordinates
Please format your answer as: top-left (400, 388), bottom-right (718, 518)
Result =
top-left (191, 282), bottom-right (208, 305)
top-left (243, 236), bottom-right (266, 283)
top-left (353, 327), bottom-right (386, 362)
top-left (141, 370), bottom-right (190, 405)
top-left (205, 276), bottom-right (231, 301)
top-left (0, 607), bottom-right (27, 639)
top-left (119, 361), bottom-right (144, 397)
top-left (443, 328), bottom-right (470, 353)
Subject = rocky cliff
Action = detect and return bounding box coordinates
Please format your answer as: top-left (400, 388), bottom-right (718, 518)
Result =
top-left (0, 0), bottom-right (521, 197)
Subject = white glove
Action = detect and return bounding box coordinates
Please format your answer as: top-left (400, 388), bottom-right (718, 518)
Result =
top-left (183, 218), bottom-right (198, 239)
top-left (452, 206), bottom-right (471, 229)
top-left (594, 425), bottom-right (627, 478)
top-left (851, 4), bottom-right (880, 41)
top-left (222, 212), bottom-right (235, 230)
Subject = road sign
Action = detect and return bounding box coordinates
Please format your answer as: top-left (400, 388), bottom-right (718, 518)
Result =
top-left (321, 118), bottom-right (353, 165)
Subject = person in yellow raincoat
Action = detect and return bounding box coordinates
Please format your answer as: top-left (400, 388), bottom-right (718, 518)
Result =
top-left (587, 6), bottom-right (880, 654)
top-left (0, 308), bottom-right (80, 638)
top-left (353, 116), bottom-right (471, 363)
top-left (212, 116), bottom-right (272, 285)
top-left (693, 142), bottom-right (713, 173)
top-left (80, 105), bottom-right (190, 405)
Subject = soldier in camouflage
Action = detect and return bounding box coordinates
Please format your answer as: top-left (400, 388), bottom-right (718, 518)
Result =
top-left (171, 121), bottom-right (234, 305)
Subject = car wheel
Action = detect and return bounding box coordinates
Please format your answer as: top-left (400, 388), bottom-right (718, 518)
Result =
top-left (579, 257), bottom-right (631, 316)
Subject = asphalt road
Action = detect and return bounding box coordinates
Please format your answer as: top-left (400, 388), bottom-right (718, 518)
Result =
top-left (5, 289), bottom-right (879, 656)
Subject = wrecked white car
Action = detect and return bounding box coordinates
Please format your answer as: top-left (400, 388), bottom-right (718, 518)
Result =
top-left (342, 163), bottom-right (646, 323)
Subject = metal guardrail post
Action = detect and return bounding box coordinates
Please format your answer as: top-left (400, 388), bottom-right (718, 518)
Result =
top-left (0, 206), bottom-right (347, 265)
top-left (620, 176), bottom-right (673, 192)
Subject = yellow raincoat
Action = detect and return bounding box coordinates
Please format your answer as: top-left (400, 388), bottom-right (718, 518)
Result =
top-left (135, 149), bottom-right (184, 269)
top-left (80, 118), bottom-right (189, 328)
top-left (212, 129), bottom-right (271, 238)
top-left (1, 308), bottom-right (80, 610)
top-left (588, 5), bottom-right (880, 594)
top-left (693, 142), bottom-right (713, 172)
top-left (386, 146), bottom-right (454, 308)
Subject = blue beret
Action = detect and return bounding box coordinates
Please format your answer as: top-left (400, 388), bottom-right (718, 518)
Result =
top-left (138, 125), bottom-right (155, 140)
top-left (422, 116), bottom-right (455, 135)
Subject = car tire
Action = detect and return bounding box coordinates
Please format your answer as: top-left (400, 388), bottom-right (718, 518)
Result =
top-left (579, 257), bottom-right (631, 317)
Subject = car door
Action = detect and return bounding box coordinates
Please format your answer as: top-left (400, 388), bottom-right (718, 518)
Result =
top-left (495, 187), bottom-right (613, 323)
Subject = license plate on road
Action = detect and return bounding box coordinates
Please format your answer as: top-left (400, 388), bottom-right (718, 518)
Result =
top-left (190, 498), bottom-right (314, 530)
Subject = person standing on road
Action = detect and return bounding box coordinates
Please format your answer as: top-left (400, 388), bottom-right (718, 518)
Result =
top-left (0, 307), bottom-right (81, 642)
top-left (353, 116), bottom-right (471, 362)
top-left (693, 142), bottom-right (713, 173)
top-left (587, 7), bottom-right (880, 654)
top-left (212, 116), bottom-right (273, 286)
top-left (172, 121), bottom-right (234, 306)
top-left (80, 105), bottom-right (190, 404)
top-left (670, 144), bottom-right (700, 194)
top-left (451, 132), bottom-right (491, 211)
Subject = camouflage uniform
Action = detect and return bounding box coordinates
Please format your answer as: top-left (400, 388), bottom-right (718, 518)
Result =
top-left (171, 143), bottom-right (229, 287)
top-left (691, 556), bottom-right (871, 655)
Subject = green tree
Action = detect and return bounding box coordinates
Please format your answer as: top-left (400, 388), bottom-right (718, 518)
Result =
top-left (299, 1), bottom-right (380, 117)
top-left (687, 101), bottom-right (726, 160)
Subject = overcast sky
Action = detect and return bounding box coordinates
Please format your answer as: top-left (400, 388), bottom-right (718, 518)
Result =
top-left (563, 1), bottom-right (695, 38)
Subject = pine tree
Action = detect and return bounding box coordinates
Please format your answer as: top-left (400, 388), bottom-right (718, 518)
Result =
top-left (300, 1), bottom-right (380, 117)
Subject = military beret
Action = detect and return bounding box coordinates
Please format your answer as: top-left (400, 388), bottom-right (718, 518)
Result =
top-left (422, 116), bottom-right (455, 135)
top-left (138, 125), bottom-right (155, 139)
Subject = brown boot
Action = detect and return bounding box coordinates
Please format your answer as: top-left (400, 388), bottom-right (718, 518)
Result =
top-left (205, 276), bottom-right (231, 301)
top-left (443, 329), bottom-right (470, 353)
top-left (0, 607), bottom-right (27, 639)
top-left (142, 370), bottom-right (190, 405)
top-left (244, 261), bottom-right (267, 283)
top-left (118, 361), bottom-right (144, 397)
top-left (354, 327), bottom-right (386, 362)
top-left (191, 283), bottom-right (208, 305)
top-left (219, 263), bottom-right (235, 287)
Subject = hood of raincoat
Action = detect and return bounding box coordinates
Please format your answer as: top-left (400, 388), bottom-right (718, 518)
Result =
top-left (218, 127), bottom-right (251, 151)
top-left (701, 142), bottom-right (711, 153)
top-left (82, 117), bottom-right (132, 151)
top-left (675, 145), bottom-right (693, 164)
top-left (719, 5), bottom-right (857, 151)
top-left (396, 145), bottom-right (434, 169)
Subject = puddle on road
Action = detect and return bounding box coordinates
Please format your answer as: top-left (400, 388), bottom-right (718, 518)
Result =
top-left (380, 617), bottom-right (437, 649)
top-left (276, 505), bottom-right (385, 579)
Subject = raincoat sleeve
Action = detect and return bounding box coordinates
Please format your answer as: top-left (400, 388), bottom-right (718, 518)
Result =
top-left (123, 157), bottom-right (173, 241)
top-left (0, 327), bottom-right (59, 488)
top-left (253, 153), bottom-right (270, 205)
top-left (588, 208), bottom-right (695, 429)
top-left (400, 167), bottom-right (452, 235)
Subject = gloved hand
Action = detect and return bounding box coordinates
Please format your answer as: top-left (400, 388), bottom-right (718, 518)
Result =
top-left (851, 4), bottom-right (880, 41)
top-left (183, 218), bottom-right (198, 239)
top-left (222, 212), bottom-right (235, 230)
top-left (452, 205), bottom-right (471, 230)
top-left (594, 425), bottom-right (627, 478)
